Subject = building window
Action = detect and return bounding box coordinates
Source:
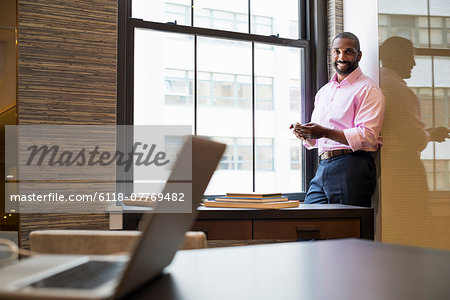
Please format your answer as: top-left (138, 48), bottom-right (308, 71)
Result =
top-left (165, 69), bottom-right (193, 105)
top-left (205, 137), bottom-right (273, 171)
top-left (379, 14), bottom-right (450, 49)
top-left (290, 140), bottom-right (301, 170)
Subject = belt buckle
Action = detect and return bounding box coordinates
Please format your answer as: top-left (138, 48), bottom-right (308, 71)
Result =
top-left (320, 152), bottom-right (330, 161)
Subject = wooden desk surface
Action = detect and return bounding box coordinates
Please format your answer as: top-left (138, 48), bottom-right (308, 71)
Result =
top-left (126, 239), bottom-right (450, 300)
top-left (123, 204), bottom-right (374, 237)
top-left (196, 203), bottom-right (373, 219)
top-left (123, 203), bottom-right (371, 216)
top-left (123, 204), bottom-right (374, 239)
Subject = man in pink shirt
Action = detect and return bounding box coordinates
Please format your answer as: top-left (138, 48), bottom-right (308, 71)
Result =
top-left (293, 32), bottom-right (385, 207)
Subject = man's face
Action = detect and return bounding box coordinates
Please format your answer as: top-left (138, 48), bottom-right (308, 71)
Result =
top-left (395, 47), bottom-right (416, 79)
top-left (332, 38), bottom-right (362, 76)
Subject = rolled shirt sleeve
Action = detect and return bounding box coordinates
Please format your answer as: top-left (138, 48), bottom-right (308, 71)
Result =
top-left (303, 139), bottom-right (317, 149)
top-left (343, 85), bottom-right (385, 152)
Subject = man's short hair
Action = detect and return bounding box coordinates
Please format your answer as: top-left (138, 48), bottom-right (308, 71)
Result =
top-left (380, 36), bottom-right (413, 63)
top-left (333, 32), bottom-right (361, 53)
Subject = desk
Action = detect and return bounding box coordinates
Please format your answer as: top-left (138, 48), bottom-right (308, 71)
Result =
top-left (127, 239), bottom-right (450, 300)
top-left (123, 204), bottom-right (374, 244)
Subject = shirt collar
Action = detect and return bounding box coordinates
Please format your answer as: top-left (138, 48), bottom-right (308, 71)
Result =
top-left (331, 66), bottom-right (363, 86)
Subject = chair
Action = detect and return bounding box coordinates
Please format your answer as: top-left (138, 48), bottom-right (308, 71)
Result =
top-left (30, 230), bottom-right (207, 255)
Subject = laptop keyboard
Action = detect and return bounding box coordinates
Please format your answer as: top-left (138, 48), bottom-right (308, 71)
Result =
top-left (29, 261), bottom-right (126, 289)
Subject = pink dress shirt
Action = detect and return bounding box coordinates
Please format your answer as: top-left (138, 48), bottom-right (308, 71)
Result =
top-left (304, 67), bottom-right (385, 155)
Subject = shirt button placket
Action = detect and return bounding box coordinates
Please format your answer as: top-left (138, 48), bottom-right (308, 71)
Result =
top-left (326, 88), bottom-right (337, 129)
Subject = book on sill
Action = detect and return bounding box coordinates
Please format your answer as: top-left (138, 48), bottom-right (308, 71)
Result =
top-left (214, 196), bottom-right (289, 203)
top-left (203, 200), bottom-right (300, 209)
top-left (226, 192), bottom-right (282, 198)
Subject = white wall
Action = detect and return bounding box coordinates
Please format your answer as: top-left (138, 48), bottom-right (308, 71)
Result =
top-left (343, 0), bottom-right (379, 84)
top-left (343, 0), bottom-right (381, 240)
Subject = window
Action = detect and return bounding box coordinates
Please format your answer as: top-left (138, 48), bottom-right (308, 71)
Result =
top-left (379, 0), bottom-right (450, 192)
top-left (408, 57), bottom-right (450, 193)
top-left (118, 0), bottom-right (321, 196)
top-left (379, 15), bottom-right (450, 49)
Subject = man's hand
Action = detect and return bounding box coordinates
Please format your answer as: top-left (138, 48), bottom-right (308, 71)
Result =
top-left (291, 122), bottom-right (306, 141)
top-left (426, 127), bottom-right (450, 143)
top-left (292, 122), bottom-right (349, 145)
top-left (297, 123), bottom-right (329, 139)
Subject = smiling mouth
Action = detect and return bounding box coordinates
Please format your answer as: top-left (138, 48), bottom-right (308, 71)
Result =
top-left (336, 62), bottom-right (349, 68)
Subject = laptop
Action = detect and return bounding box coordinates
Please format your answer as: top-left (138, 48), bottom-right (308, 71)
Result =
top-left (0, 136), bottom-right (226, 299)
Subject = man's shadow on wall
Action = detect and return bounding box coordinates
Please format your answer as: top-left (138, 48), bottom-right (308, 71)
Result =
top-left (379, 36), bottom-right (449, 248)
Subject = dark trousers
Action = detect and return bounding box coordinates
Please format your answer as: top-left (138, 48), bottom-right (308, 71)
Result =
top-left (305, 151), bottom-right (376, 207)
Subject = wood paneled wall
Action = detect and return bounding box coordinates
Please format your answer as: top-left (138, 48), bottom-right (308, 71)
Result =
top-left (18, 0), bottom-right (117, 124)
top-left (18, 0), bottom-right (117, 247)
top-left (327, 0), bottom-right (343, 79)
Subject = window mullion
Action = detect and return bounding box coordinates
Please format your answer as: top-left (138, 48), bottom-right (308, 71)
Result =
top-left (194, 35), bottom-right (198, 135)
top-left (191, 0), bottom-right (194, 26)
top-left (248, 0), bottom-right (251, 34)
top-left (251, 41), bottom-right (255, 192)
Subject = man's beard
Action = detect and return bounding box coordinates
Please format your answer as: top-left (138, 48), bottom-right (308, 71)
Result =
top-left (333, 59), bottom-right (359, 75)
